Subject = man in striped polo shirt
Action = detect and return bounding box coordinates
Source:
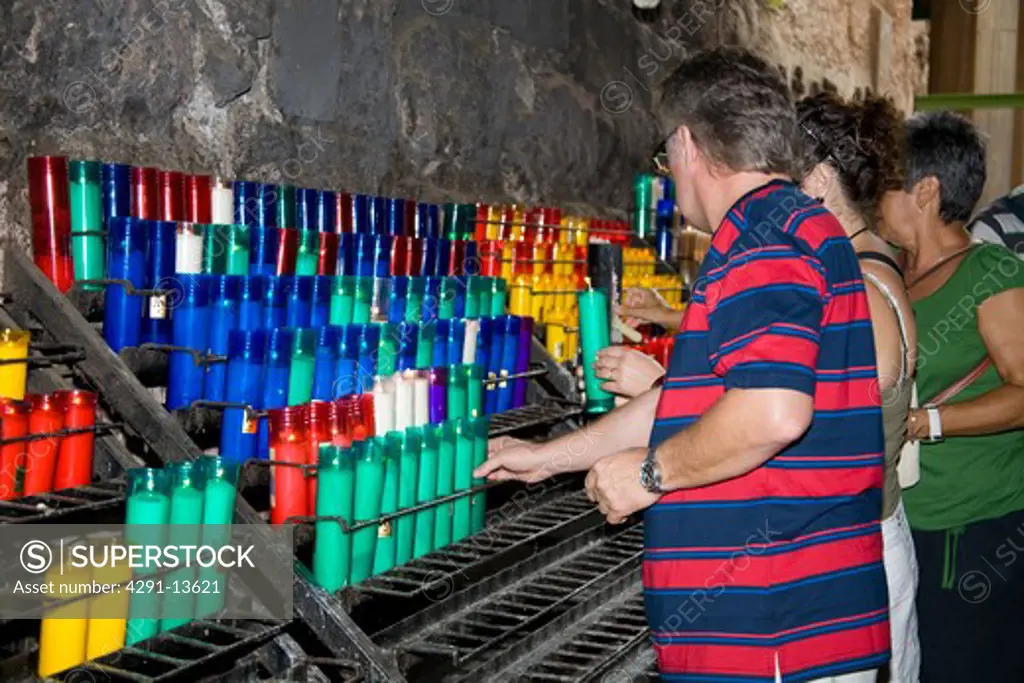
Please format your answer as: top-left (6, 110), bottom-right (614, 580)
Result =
top-left (477, 47), bottom-right (889, 682)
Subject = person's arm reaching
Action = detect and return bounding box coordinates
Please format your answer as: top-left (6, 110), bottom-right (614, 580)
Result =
top-left (618, 288), bottom-right (684, 330)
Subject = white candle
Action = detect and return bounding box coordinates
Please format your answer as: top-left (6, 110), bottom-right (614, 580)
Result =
top-left (373, 376), bottom-right (395, 436)
top-left (394, 370), bottom-right (415, 432)
top-left (175, 223), bottom-right (204, 273)
top-left (463, 319), bottom-right (479, 364)
top-left (211, 178), bottom-right (234, 224)
top-left (413, 371), bottom-right (430, 427)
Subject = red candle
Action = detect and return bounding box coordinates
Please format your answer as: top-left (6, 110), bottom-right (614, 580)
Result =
top-left (27, 156), bottom-right (74, 293)
top-left (185, 174), bottom-right (213, 223)
top-left (330, 399), bottom-right (352, 448)
top-left (131, 166), bottom-right (159, 219)
top-left (317, 232), bottom-right (339, 276)
top-left (52, 390), bottom-right (96, 490)
top-left (276, 228), bottom-right (298, 275)
top-left (540, 207), bottom-right (561, 244)
top-left (533, 243), bottom-right (552, 275)
top-left (157, 170), bottom-right (186, 221)
top-left (524, 208), bottom-right (543, 245)
top-left (408, 237), bottom-right (424, 277)
top-left (390, 236), bottom-right (411, 276)
top-left (23, 393), bottom-right (66, 496)
top-left (0, 399), bottom-right (29, 500)
top-left (574, 245), bottom-right (588, 282)
top-left (474, 203), bottom-right (489, 242)
top-left (339, 394), bottom-right (374, 442)
top-left (449, 240), bottom-right (467, 276)
top-left (402, 199), bottom-right (416, 237)
top-left (337, 193), bottom-right (354, 233)
top-left (359, 394), bottom-right (376, 440)
top-left (268, 405), bottom-right (308, 525)
top-left (479, 240), bottom-right (501, 277)
top-left (305, 401), bottom-right (332, 516)
top-left (514, 242), bottom-right (532, 276)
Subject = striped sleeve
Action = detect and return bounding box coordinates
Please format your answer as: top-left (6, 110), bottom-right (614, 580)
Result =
top-left (705, 248), bottom-right (827, 395)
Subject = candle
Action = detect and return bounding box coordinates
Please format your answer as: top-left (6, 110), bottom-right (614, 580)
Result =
top-left (330, 275), bottom-right (355, 325)
top-left (352, 277), bottom-right (373, 324)
top-left (372, 433), bottom-right (401, 575)
top-left (370, 196), bottom-right (387, 235)
top-left (373, 235), bottom-right (392, 278)
top-left (469, 415), bottom-right (489, 533)
top-left (203, 224), bottom-right (250, 275)
top-left (204, 275), bottom-right (241, 402)
top-left (157, 170), bottom-right (185, 221)
top-left (352, 194), bottom-right (370, 234)
top-left (261, 275), bottom-right (289, 330)
top-left (337, 326), bottom-right (361, 397)
top-left (371, 276), bottom-right (390, 323)
top-left (38, 560), bottom-right (89, 677)
top-left (276, 227), bottom-right (299, 274)
top-left (350, 438), bottom-right (385, 584)
top-left (268, 405), bottom-right (309, 525)
top-left (311, 327), bottom-right (339, 402)
top-left (448, 240), bottom-right (467, 276)
top-left (416, 320), bottom-right (436, 369)
top-left (238, 275), bottom-right (265, 331)
top-left (166, 274), bottom-right (211, 411)
top-left (656, 198), bottom-right (675, 262)
top-left (484, 318), bottom-right (503, 415)
top-left (258, 328), bottom-right (293, 459)
top-left (104, 217), bottom-right (147, 352)
top-left (464, 276), bottom-right (482, 318)
top-left (447, 319), bottom-right (465, 367)
top-left (286, 275), bottom-right (314, 328)
top-left (306, 400), bottom-right (332, 515)
top-left (0, 330), bottom-right (29, 400)
top-left (313, 444), bottom-right (354, 592)
top-left (371, 376), bottom-right (395, 437)
top-left (509, 275), bottom-right (532, 317)
top-left (356, 325), bottom-right (381, 394)
top-left (317, 189), bottom-right (337, 233)
top-left (577, 288), bottom-right (614, 414)
top-left (68, 160), bottom-right (105, 289)
top-left (394, 427), bottom-right (422, 564)
top-left (249, 225), bottom-right (280, 276)
top-left (175, 222), bottom-right (204, 274)
top-left (447, 364), bottom-right (468, 421)
top-left (0, 399), bottom-right (28, 499)
top-left (388, 276), bottom-right (408, 322)
top-left (161, 460), bottom-right (204, 631)
top-left (497, 316), bottom-right (521, 413)
top-left (295, 188), bottom-right (315, 231)
top-left (287, 328), bottom-right (317, 406)
top-left (397, 321), bottom-right (418, 372)
top-left (185, 174), bottom-right (212, 223)
top-left (378, 323), bottom-right (399, 377)
top-left (233, 181), bottom-right (277, 229)
top-left (194, 455), bottom-right (238, 619)
top-left (211, 177), bottom-right (234, 224)
top-left (221, 329), bottom-right (266, 468)
top-left (414, 425), bottom-right (440, 557)
top-left (462, 319), bottom-right (479, 365)
top-left (394, 371), bottom-right (414, 432)
top-left (125, 467), bottom-right (170, 645)
top-left (429, 367), bottom-right (448, 424)
top-left (130, 166), bottom-right (159, 220)
top-left (413, 370), bottom-right (430, 427)
top-left (514, 317), bottom-right (534, 408)
top-left (451, 418), bottom-right (474, 542)
top-left (433, 420), bottom-right (457, 549)
top-left (438, 277), bottom-right (457, 320)
top-left (85, 537), bottom-right (130, 660)
top-left (28, 156), bottom-right (74, 292)
top-left (278, 185), bottom-right (297, 229)
top-left (140, 220), bottom-right (175, 345)
top-left (490, 277), bottom-right (507, 316)
top-left (464, 363), bottom-right (484, 419)
top-left (433, 320), bottom-right (451, 368)
top-left (51, 389), bottom-right (95, 490)
top-left (295, 229), bottom-right (319, 276)
top-left (101, 162), bottom-right (132, 222)
top-left (318, 232), bottom-right (339, 276)
top-left (390, 235), bottom-right (410, 276)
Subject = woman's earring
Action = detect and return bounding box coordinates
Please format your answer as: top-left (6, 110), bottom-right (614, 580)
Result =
top-left (815, 197), bottom-right (825, 204)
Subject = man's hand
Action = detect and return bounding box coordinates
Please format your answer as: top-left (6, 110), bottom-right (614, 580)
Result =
top-left (584, 448), bottom-right (660, 524)
top-left (474, 436), bottom-right (554, 483)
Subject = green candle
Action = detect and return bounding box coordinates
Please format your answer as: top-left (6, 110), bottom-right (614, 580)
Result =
top-left (478, 278), bottom-right (492, 320)
top-left (203, 224), bottom-right (250, 275)
top-left (577, 288), bottom-right (614, 414)
top-left (396, 428), bottom-right (421, 565)
top-left (469, 416), bottom-right (489, 533)
top-left (416, 321), bottom-right (436, 370)
top-left (330, 276), bottom-right (355, 325)
top-left (465, 277), bottom-right (481, 318)
top-left (439, 277), bottom-right (457, 320)
top-left (406, 278), bottom-right (425, 323)
top-left (295, 230), bottom-right (319, 276)
top-left (464, 364), bottom-right (483, 418)
top-left (434, 421), bottom-right (457, 549)
top-left (161, 461), bottom-right (203, 631)
top-left (352, 277), bottom-right (373, 324)
top-left (68, 160), bottom-right (105, 290)
top-left (195, 456), bottom-right (237, 619)
top-left (378, 324), bottom-right (398, 377)
top-left (350, 439), bottom-right (385, 584)
top-left (447, 364), bottom-right (468, 420)
top-left (277, 185), bottom-right (296, 228)
top-left (313, 444), bottom-right (354, 592)
top-left (288, 329), bottom-right (317, 406)
top-left (451, 419), bottom-right (474, 542)
top-left (490, 278), bottom-right (507, 316)
top-left (414, 425), bottom-right (440, 558)
top-left (372, 434), bottom-right (402, 575)
top-left (125, 468), bottom-right (171, 645)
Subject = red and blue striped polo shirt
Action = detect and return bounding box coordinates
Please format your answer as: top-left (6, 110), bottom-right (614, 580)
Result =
top-left (645, 180), bottom-right (889, 682)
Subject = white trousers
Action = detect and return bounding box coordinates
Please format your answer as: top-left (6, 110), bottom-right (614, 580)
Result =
top-left (773, 501), bottom-right (919, 683)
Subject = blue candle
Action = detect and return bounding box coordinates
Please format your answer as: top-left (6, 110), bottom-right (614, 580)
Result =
top-left (238, 275), bottom-right (265, 331)
top-left (421, 238), bottom-right (447, 277)
top-left (167, 274), bottom-right (211, 410)
top-left (370, 196), bottom-right (387, 235)
top-left (423, 277), bottom-right (442, 322)
top-left (104, 217), bottom-right (147, 352)
top-left (354, 194), bottom-right (371, 234)
top-left (447, 319), bottom-right (466, 367)
top-left (357, 324), bottom-right (381, 392)
top-left (221, 329), bottom-right (266, 467)
top-left (262, 275), bottom-right (289, 330)
top-left (101, 162), bottom-right (131, 221)
top-left (355, 234), bottom-right (375, 277)
top-left (656, 199), bottom-right (675, 262)
top-left (312, 327), bottom-right (340, 401)
top-left (248, 226), bottom-right (279, 276)
top-left (296, 188), bottom-right (316, 232)
top-left (514, 316), bottom-right (533, 408)
top-left (286, 275), bottom-right (314, 328)
top-left (414, 202), bottom-right (436, 239)
top-left (317, 190), bottom-right (337, 233)
top-left (497, 316), bottom-right (521, 413)
top-left (141, 220), bottom-right (176, 345)
top-left (335, 325), bottom-right (359, 398)
top-left (388, 276), bottom-right (408, 323)
top-left (336, 233), bottom-right (356, 276)
top-left (258, 327), bottom-right (293, 459)
top-left (233, 181), bottom-right (277, 229)
top-left (485, 318), bottom-right (507, 415)
top-left (311, 275), bottom-right (332, 327)
top-left (386, 198), bottom-right (405, 236)
top-left (475, 318), bottom-right (494, 414)
top-left (373, 235), bottom-right (392, 277)
top-left (433, 320), bottom-right (451, 368)
top-left (204, 275), bottom-right (242, 402)
top-left (453, 276), bottom-right (468, 318)
top-left (396, 322), bottom-right (418, 372)
top-left (463, 241), bottom-right (479, 274)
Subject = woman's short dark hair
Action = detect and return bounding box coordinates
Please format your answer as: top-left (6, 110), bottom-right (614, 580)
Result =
top-left (797, 92), bottom-right (906, 222)
top-left (657, 47), bottom-right (799, 177)
top-left (903, 111), bottom-right (987, 223)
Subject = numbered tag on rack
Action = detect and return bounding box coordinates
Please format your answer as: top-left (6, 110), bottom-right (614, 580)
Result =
top-left (487, 372), bottom-right (497, 391)
top-left (498, 369), bottom-right (509, 389)
top-left (242, 407), bottom-right (258, 434)
top-left (378, 520), bottom-right (393, 538)
top-left (149, 294), bottom-right (168, 320)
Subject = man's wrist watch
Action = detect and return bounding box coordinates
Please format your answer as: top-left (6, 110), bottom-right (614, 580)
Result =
top-left (640, 446), bottom-right (663, 494)
top-left (926, 407), bottom-right (943, 442)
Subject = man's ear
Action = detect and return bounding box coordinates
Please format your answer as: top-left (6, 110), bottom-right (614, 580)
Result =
top-left (913, 176), bottom-right (940, 214)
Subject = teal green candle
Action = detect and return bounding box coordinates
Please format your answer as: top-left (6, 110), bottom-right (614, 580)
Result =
top-left (439, 277), bottom-right (457, 320)
top-left (416, 322), bottom-right (435, 370)
top-left (204, 224), bottom-right (250, 275)
top-left (350, 439), bottom-right (385, 583)
top-left (414, 425), bottom-right (440, 558)
top-left (464, 364), bottom-right (483, 418)
top-left (224, 225), bottom-right (250, 275)
top-left (313, 444), bottom-right (354, 592)
top-left (433, 421), bottom-right (457, 549)
top-left (395, 428), bottom-right (421, 565)
top-left (451, 419), bottom-right (474, 542)
top-left (378, 324), bottom-right (398, 377)
top-left (68, 160), bottom-right (105, 290)
top-left (125, 468), bottom-right (170, 645)
top-left (295, 230), bottom-right (319, 276)
top-left (353, 277), bottom-right (373, 324)
top-left (162, 462), bottom-right (203, 631)
top-left (447, 364), bottom-right (468, 420)
top-left (406, 278), bottom-right (425, 323)
top-left (577, 289), bottom-right (614, 414)
top-left (195, 456), bottom-right (237, 619)
top-left (372, 434), bottom-right (402, 575)
top-left (465, 277), bottom-right (481, 318)
top-left (330, 276), bottom-right (355, 325)
top-left (477, 278), bottom-right (492, 320)
top-left (469, 417), bottom-right (489, 533)
top-left (490, 278), bottom-right (507, 316)
top-left (287, 329), bottom-right (317, 406)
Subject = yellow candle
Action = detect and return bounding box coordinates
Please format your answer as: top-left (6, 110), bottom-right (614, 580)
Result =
top-left (509, 276), bottom-right (533, 317)
top-left (487, 204), bottom-right (504, 240)
top-left (501, 243), bottom-right (515, 280)
top-left (510, 206), bottom-right (525, 242)
top-left (38, 558), bottom-right (89, 678)
top-left (546, 316), bottom-right (568, 362)
top-left (576, 218), bottom-right (590, 246)
top-left (0, 330), bottom-right (30, 400)
top-left (531, 276), bottom-right (546, 321)
top-left (85, 540), bottom-right (130, 660)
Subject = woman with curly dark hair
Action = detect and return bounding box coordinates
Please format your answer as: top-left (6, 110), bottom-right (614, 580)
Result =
top-left (798, 92), bottom-right (920, 683)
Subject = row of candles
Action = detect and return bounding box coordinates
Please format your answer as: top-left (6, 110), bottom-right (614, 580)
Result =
top-left (27, 156), bottom-right (632, 295)
top-left (38, 456), bottom-right (239, 678)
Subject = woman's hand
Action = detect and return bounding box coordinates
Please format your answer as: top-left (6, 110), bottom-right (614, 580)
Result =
top-left (593, 346), bottom-right (666, 398)
top-left (617, 288), bottom-right (679, 329)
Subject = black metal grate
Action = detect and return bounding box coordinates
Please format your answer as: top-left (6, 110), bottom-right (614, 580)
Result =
top-left (487, 399), bottom-right (582, 437)
top-left (0, 481), bottom-right (124, 524)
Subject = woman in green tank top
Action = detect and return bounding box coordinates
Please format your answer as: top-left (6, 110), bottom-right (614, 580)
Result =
top-left (879, 111), bottom-right (1024, 683)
